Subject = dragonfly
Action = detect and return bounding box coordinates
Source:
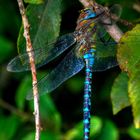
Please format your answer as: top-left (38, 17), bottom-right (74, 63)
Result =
top-left (7, 4), bottom-right (123, 140)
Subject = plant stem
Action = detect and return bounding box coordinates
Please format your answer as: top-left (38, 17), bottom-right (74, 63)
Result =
top-left (17, 0), bottom-right (40, 140)
top-left (0, 99), bottom-right (31, 121)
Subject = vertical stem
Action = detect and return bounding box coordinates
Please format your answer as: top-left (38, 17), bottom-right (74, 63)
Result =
top-left (17, 0), bottom-right (40, 140)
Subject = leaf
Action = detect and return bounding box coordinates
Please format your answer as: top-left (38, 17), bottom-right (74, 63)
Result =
top-left (66, 76), bottom-right (84, 94)
top-left (22, 131), bottom-right (61, 140)
top-left (128, 71), bottom-right (140, 128)
top-left (29, 94), bottom-right (61, 133)
top-left (111, 72), bottom-right (130, 114)
top-left (117, 24), bottom-right (140, 74)
top-left (24, 0), bottom-right (44, 4)
top-left (117, 24), bottom-right (140, 128)
top-left (16, 72), bottom-right (45, 109)
top-left (16, 71), bottom-right (61, 132)
top-left (90, 116), bottom-right (103, 137)
top-left (18, 0), bottom-right (62, 54)
top-left (64, 116), bottom-right (102, 140)
top-left (41, 131), bottom-right (61, 140)
top-left (16, 75), bottom-right (32, 109)
top-left (128, 125), bottom-right (140, 139)
top-left (22, 132), bottom-right (35, 140)
top-left (95, 120), bottom-right (119, 140)
top-left (27, 71), bottom-right (61, 132)
top-left (0, 115), bottom-right (19, 140)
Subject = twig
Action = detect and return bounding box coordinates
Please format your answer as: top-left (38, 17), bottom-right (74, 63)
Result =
top-left (79, 0), bottom-right (94, 7)
top-left (79, 0), bottom-right (123, 42)
top-left (133, 3), bottom-right (140, 13)
top-left (17, 0), bottom-right (40, 140)
top-left (0, 99), bottom-right (32, 121)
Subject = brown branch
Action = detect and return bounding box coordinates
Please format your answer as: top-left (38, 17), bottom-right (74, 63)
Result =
top-left (79, 0), bottom-right (94, 7)
top-left (79, 0), bottom-right (123, 42)
top-left (0, 99), bottom-right (32, 121)
top-left (17, 0), bottom-right (40, 140)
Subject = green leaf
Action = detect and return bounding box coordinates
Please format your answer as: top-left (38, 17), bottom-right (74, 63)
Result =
top-left (90, 116), bottom-right (103, 137)
top-left (128, 71), bottom-right (140, 128)
top-left (117, 24), bottom-right (140, 128)
top-left (64, 116), bottom-right (102, 140)
top-left (0, 36), bottom-right (13, 63)
top-left (128, 125), bottom-right (140, 139)
top-left (41, 131), bottom-right (61, 140)
top-left (66, 76), bottom-right (84, 93)
top-left (27, 71), bottom-right (61, 132)
top-left (16, 72), bottom-right (46, 109)
top-left (96, 120), bottom-right (119, 140)
top-left (111, 72), bottom-right (130, 114)
top-left (22, 132), bottom-right (35, 140)
top-left (22, 131), bottom-right (60, 140)
top-left (16, 75), bottom-right (32, 109)
top-left (0, 115), bottom-right (19, 140)
top-left (117, 24), bottom-right (140, 74)
top-left (29, 94), bottom-right (61, 133)
top-left (24, 0), bottom-right (44, 4)
top-left (16, 72), bottom-right (49, 109)
top-left (18, 0), bottom-right (62, 53)
top-left (16, 71), bottom-right (61, 132)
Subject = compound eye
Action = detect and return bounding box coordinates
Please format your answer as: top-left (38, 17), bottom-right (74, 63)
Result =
top-left (84, 9), bottom-right (91, 14)
top-left (80, 8), bottom-right (90, 13)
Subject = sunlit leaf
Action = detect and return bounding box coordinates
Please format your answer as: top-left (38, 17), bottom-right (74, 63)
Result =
top-left (111, 72), bottom-right (130, 114)
top-left (90, 116), bottom-right (103, 137)
top-left (117, 24), bottom-right (140, 128)
top-left (24, 0), bottom-right (44, 4)
top-left (95, 120), bottom-right (119, 140)
top-left (117, 24), bottom-right (140, 74)
top-left (128, 125), bottom-right (140, 139)
top-left (128, 72), bottom-right (140, 128)
top-left (64, 116), bottom-right (102, 139)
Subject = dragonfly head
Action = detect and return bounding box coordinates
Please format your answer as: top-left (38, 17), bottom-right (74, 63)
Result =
top-left (80, 8), bottom-right (96, 20)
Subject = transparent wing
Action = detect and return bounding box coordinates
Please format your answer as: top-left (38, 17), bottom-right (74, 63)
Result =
top-left (109, 4), bottom-right (122, 21)
top-left (92, 33), bottom-right (118, 71)
top-left (93, 32), bottom-right (140, 71)
top-left (26, 48), bottom-right (85, 100)
top-left (7, 33), bottom-right (76, 72)
top-left (93, 56), bottom-right (118, 71)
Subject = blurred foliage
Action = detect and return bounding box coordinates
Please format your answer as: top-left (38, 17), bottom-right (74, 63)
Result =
top-left (1, 0), bottom-right (140, 139)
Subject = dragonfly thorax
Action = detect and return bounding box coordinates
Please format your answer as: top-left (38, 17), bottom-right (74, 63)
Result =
top-left (74, 9), bottom-right (97, 58)
top-left (76, 8), bottom-right (97, 31)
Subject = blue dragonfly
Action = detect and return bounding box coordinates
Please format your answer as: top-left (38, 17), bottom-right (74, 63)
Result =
top-left (7, 4), bottom-right (122, 140)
